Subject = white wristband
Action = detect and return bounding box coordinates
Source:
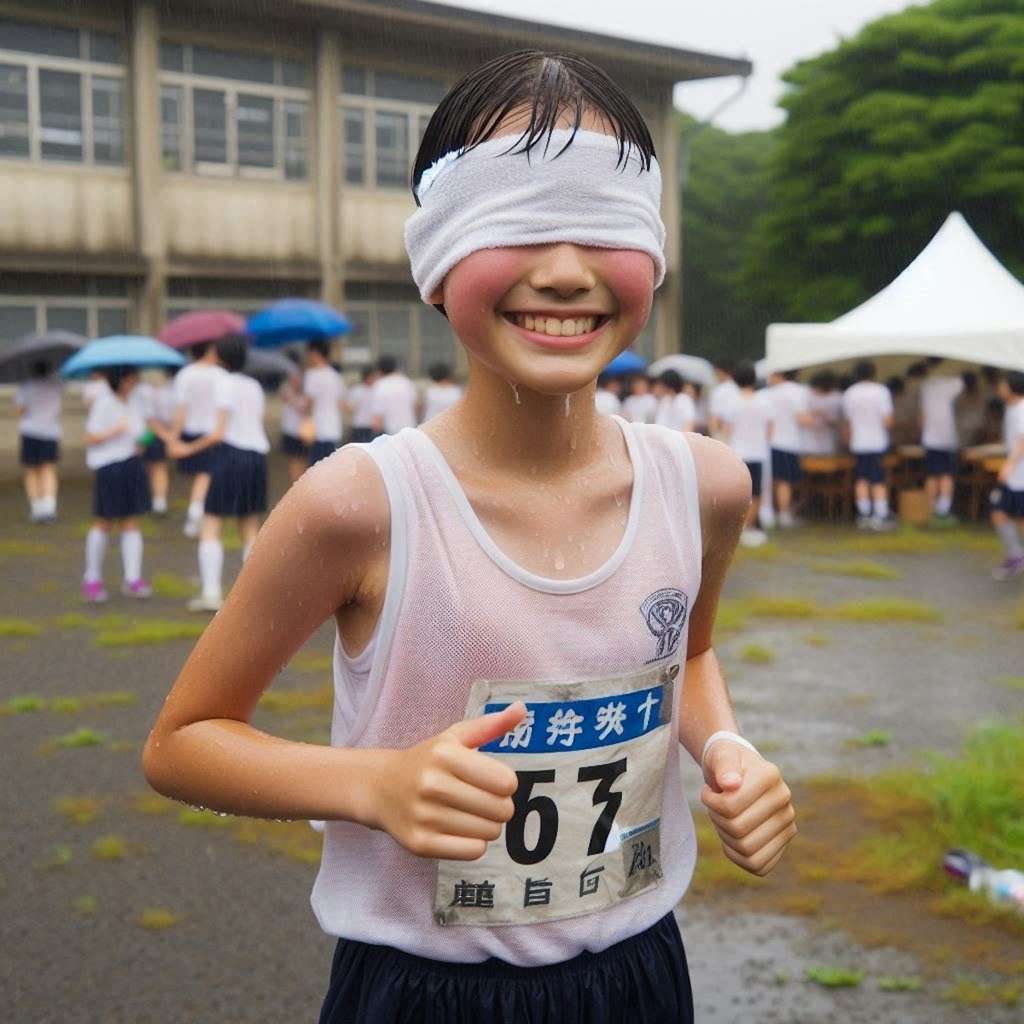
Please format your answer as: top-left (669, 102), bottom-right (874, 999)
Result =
top-left (701, 730), bottom-right (760, 767)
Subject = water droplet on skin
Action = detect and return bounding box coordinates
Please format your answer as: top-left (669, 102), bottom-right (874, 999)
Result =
top-left (564, 394), bottom-right (571, 417)
top-left (554, 555), bottom-right (565, 571)
top-left (510, 382), bottom-right (521, 405)
top-left (614, 493), bottom-right (624, 508)
top-left (570, 433), bottom-right (577, 451)
top-left (351, 501), bottom-right (360, 511)
top-left (296, 523), bottom-right (304, 534)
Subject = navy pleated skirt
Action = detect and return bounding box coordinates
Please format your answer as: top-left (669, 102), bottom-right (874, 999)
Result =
top-left (204, 444), bottom-right (267, 517)
top-left (177, 431), bottom-right (220, 475)
top-left (20, 434), bottom-right (60, 466)
top-left (281, 432), bottom-right (309, 457)
top-left (318, 912), bottom-right (693, 1024)
top-left (142, 436), bottom-right (167, 463)
top-left (93, 456), bottom-right (151, 519)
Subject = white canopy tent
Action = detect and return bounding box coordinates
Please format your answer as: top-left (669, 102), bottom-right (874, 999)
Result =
top-left (763, 212), bottom-right (1024, 375)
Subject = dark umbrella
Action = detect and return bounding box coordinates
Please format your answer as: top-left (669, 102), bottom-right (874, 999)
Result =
top-left (0, 330), bottom-right (87, 384)
top-left (246, 299), bottom-right (350, 347)
top-left (243, 347), bottom-right (297, 384)
top-left (158, 310), bottom-right (247, 349)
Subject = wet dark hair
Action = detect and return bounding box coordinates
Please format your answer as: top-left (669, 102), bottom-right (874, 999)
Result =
top-left (1005, 370), bottom-right (1024, 397)
top-left (307, 338), bottom-right (331, 358)
top-left (886, 376), bottom-right (904, 396)
top-left (658, 370), bottom-right (683, 393)
top-left (190, 341), bottom-right (210, 360)
top-left (906, 361), bottom-right (927, 379)
top-left (809, 370), bottom-right (835, 390)
top-left (31, 360), bottom-right (52, 378)
top-left (360, 365), bottom-right (376, 383)
top-left (214, 332), bottom-right (248, 373)
top-left (961, 369), bottom-right (978, 393)
top-left (733, 361), bottom-right (756, 389)
top-left (428, 362), bottom-right (452, 383)
top-left (101, 365), bottom-right (136, 391)
top-left (377, 355), bottom-right (397, 375)
top-left (412, 50), bottom-right (655, 201)
top-left (854, 360), bottom-right (876, 382)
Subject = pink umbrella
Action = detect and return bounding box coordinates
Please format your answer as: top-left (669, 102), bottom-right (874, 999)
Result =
top-left (158, 310), bottom-right (247, 349)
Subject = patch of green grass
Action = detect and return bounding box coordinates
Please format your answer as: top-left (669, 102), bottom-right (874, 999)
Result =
top-left (8, 695), bottom-right (43, 713)
top-left (809, 527), bottom-right (998, 557)
top-left (132, 791), bottom-right (176, 817)
top-left (828, 597), bottom-right (941, 623)
top-left (46, 844), bottom-right (74, 868)
top-left (54, 728), bottom-right (107, 749)
top-left (222, 519), bottom-right (241, 552)
top-left (995, 676), bottom-right (1024, 691)
top-left (89, 690), bottom-right (138, 707)
top-left (805, 965), bottom-right (864, 988)
top-left (812, 559), bottom-right (901, 580)
top-left (943, 977), bottom-right (1021, 1008)
top-left (740, 643), bottom-right (775, 665)
top-left (878, 976), bottom-right (923, 992)
top-left (177, 808), bottom-right (234, 829)
top-left (742, 595), bottom-right (819, 618)
top-left (734, 541), bottom-right (782, 560)
top-left (0, 618), bottom-right (43, 637)
top-left (49, 697), bottom-right (84, 715)
top-left (35, 579), bottom-right (60, 594)
top-left (151, 572), bottom-right (196, 598)
top-left (0, 539), bottom-right (54, 556)
top-left (714, 600), bottom-right (749, 632)
top-left (94, 620), bottom-right (206, 647)
top-left (135, 907), bottom-right (184, 929)
top-left (54, 797), bottom-right (102, 824)
top-left (802, 633), bottom-right (832, 647)
top-left (258, 683), bottom-right (334, 715)
top-left (52, 612), bottom-right (127, 630)
top-left (92, 835), bottom-right (129, 860)
top-left (73, 895), bottom-right (98, 916)
top-left (1016, 602), bottom-right (1024, 631)
top-left (856, 730), bottom-right (892, 748)
top-left (290, 651), bottom-right (334, 674)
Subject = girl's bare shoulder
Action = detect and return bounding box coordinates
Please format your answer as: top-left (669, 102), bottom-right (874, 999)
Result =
top-left (685, 433), bottom-right (752, 525)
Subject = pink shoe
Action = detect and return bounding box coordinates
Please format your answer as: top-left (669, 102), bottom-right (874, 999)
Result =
top-left (121, 579), bottom-right (153, 599)
top-left (82, 580), bottom-right (108, 603)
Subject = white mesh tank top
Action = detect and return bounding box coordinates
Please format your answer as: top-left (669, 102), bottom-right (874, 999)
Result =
top-left (311, 419), bottom-right (703, 966)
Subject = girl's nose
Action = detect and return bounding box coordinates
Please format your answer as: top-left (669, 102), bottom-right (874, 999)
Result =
top-left (527, 244), bottom-right (598, 297)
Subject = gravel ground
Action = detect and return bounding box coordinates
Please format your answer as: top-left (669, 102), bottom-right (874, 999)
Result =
top-left (1, 438), bottom-right (1022, 1023)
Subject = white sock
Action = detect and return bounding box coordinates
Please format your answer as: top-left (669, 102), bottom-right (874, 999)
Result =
top-left (121, 529), bottom-right (143, 583)
top-left (873, 498), bottom-right (889, 518)
top-left (84, 528), bottom-right (108, 583)
top-left (30, 498), bottom-right (43, 517)
top-left (996, 521), bottom-right (1023, 559)
top-left (153, 495), bottom-right (168, 513)
top-left (187, 501), bottom-right (204, 523)
top-left (935, 495), bottom-right (953, 516)
top-left (198, 540), bottom-right (224, 598)
top-left (41, 495), bottom-right (56, 515)
top-left (778, 510), bottom-right (794, 527)
top-left (242, 540), bottom-right (253, 563)
top-left (857, 499), bottom-right (871, 517)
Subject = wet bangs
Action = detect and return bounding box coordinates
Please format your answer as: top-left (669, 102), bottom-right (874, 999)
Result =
top-left (412, 51), bottom-right (656, 203)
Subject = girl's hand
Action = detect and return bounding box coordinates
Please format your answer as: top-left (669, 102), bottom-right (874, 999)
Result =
top-left (371, 703), bottom-right (526, 861)
top-left (701, 742), bottom-right (796, 876)
top-left (167, 440), bottom-right (188, 459)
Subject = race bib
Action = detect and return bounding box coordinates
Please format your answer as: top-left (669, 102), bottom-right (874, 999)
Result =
top-left (434, 662), bottom-right (678, 927)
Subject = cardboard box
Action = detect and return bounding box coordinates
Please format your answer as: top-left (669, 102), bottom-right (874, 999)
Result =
top-left (898, 488), bottom-right (930, 525)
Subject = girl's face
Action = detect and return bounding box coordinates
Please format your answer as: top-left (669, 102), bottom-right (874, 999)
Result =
top-left (434, 242), bottom-right (654, 396)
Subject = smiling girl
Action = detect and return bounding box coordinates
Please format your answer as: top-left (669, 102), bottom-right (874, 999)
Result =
top-left (144, 50), bottom-right (795, 1023)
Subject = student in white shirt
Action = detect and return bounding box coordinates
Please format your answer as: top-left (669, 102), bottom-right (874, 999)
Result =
top-left (720, 361), bottom-right (773, 547)
top-left (593, 372), bottom-right (623, 417)
top-left (171, 342), bottom-right (229, 537)
top-left (371, 355), bottom-right (417, 435)
top-left (990, 371), bottom-right (1024, 580)
top-left (421, 362), bottom-right (464, 422)
top-left (707, 361), bottom-right (740, 440)
top-left (81, 365), bottom-right (153, 602)
top-left (303, 339), bottom-right (346, 466)
top-left (802, 371), bottom-right (842, 455)
top-left (135, 367), bottom-right (178, 515)
top-left (621, 373), bottom-right (657, 423)
top-left (346, 365), bottom-right (379, 444)
top-left (652, 370), bottom-right (696, 433)
top-left (279, 352), bottom-right (311, 484)
top-left (767, 370), bottom-right (811, 529)
top-left (15, 361), bottom-right (62, 523)
top-left (169, 334), bottom-right (271, 612)
top-left (919, 358), bottom-right (965, 523)
top-left (841, 360), bottom-right (895, 530)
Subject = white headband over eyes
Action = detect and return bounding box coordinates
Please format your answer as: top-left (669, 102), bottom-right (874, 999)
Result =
top-left (404, 128), bottom-right (666, 303)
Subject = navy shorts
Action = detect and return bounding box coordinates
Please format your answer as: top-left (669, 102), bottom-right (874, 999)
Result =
top-left (771, 448), bottom-right (802, 483)
top-left (177, 431), bottom-right (220, 475)
top-left (991, 486), bottom-right (1024, 519)
top-left (142, 436), bottom-right (167, 463)
top-left (310, 440), bottom-right (339, 466)
top-left (20, 434), bottom-right (59, 466)
top-left (744, 461), bottom-right (763, 498)
top-left (854, 451), bottom-right (887, 484)
top-left (924, 448), bottom-right (957, 477)
top-left (281, 432), bottom-right (309, 457)
top-left (204, 445), bottom-right (267, 517)
top-left (350, 427), bottom-right (376, 445)
top-left (318, 912), bottom-right (693, 1024)
top-left (93, 456), bottom-right (151, 520)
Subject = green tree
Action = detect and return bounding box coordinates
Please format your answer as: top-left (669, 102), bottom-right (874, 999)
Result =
top-left (739, 0), bottom-right (1024, 323)
top-left (680, 114), bottom-right (777, 362)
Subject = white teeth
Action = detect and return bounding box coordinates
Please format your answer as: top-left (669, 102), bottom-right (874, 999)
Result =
top-left (512, 314), bottom-right (599, 337)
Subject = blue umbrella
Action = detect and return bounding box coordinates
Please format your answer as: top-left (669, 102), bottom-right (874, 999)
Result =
top-left (246, 299), bottom-right (350, 347)
top-left (604, 350), bottom-right (648, 376)
top-left (60, 335), bottom-right (186, 379)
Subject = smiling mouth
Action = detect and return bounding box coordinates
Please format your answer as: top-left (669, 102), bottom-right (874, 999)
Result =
top-left (503, 312), bottom-right (608, 338)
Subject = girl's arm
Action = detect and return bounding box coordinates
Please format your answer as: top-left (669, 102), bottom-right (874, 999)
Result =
top-left (678, 435), bottom-right (796, 876)
top-left (998, 434), bottom-right (1024, 483)
top-left (143, 449), bottom-right (521, 860)
top-left (169, 409), bottom-right (227, 458)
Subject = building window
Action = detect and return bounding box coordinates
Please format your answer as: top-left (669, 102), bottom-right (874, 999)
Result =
top-left (340, 67), bottom-right (446, 190)
top-left (0, 286), bottom-right (130, 354)
top-left (0, 18), bottom-right (125, 166)
top-left (159, 41), bottom-right (310, 181)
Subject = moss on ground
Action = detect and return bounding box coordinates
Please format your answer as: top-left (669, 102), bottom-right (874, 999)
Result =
top-left (94, 620), bottom-right (205, 647)
top-left (812, 559), bottom-right (901, 580)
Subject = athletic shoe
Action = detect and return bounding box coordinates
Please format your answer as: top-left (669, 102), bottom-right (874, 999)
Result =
top-left (121, 579), bottom-right (153, 599)
top-left (82, 580), bottom-right (108, 603)
top-left (187, 594), bottom-right (223, 613)
top-left (739, 528), bottom-right (768, 548)
top-left (869, 514), bottom-right (897, 532)
top-left (929, 512), bottom-right (958, 529)
top-left (183, 517), bottom-right (201, 539)
top-left (991, 556), bottom-right (1024, 581)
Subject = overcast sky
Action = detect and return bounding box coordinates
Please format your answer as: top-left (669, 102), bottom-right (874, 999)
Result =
top-left (434, 0), bottom-right (916, 132)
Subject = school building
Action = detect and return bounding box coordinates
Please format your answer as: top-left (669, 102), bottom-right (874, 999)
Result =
top-left (0, 0), bottom-right (750, 374)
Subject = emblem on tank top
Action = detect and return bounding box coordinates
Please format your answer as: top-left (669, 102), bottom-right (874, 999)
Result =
top-left (640, 588), bottom-right (688, 662)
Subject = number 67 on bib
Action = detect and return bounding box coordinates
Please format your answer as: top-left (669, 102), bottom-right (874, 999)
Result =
top-left (435, 662), bottom-right (679, 927)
